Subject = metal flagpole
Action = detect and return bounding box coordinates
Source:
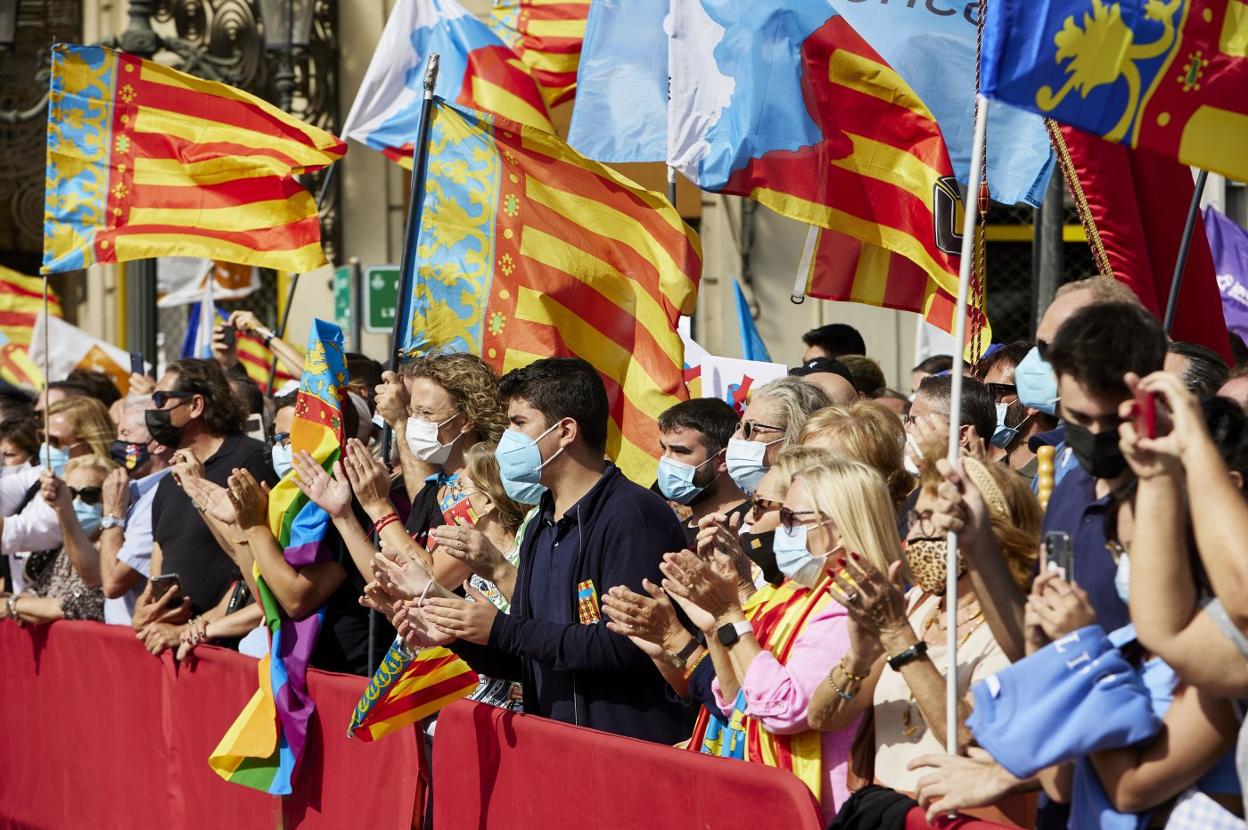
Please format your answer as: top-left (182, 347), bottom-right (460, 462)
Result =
top-left (667, 165), bottom-right (677, 209)
top-left (366, 53), bottom-right (441, 676)
top-left (263, 166), bottom-right (339, 396)
top-left (1162, 168), bottom-right (1209, 332)
top-left (41, 279), bottom-right (51, 474)
top-left (944, 93), bottom-right (989, 757)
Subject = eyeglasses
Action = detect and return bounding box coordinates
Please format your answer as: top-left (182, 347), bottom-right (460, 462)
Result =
top-left (152, 390), bottom-right (194, 409)
top-left (986, 382), bottom-right (1018, 402)
top-left (779, 506), bottom-right (829, 532)
top-left (272, 432), bottom-right (291, 447)
top-left (741, 420), bottom-right (784, 441)
top-left (904, 509), bottom-right (938, 538)
top-left (70, 485), bottom-right (103, 505)
top-left (750, 495), bottom-right (783, 515)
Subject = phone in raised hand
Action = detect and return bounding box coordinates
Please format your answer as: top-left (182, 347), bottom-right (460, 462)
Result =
top-left (1043, 531), bottom-right (1073, 582)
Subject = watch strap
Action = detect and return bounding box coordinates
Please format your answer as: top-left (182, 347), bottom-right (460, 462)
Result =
top-left (674, 638), bottom-right (700, 664)
top-left (886, 640), bottom-right (929, 671)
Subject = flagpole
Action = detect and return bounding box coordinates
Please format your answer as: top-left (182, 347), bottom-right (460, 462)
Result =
top-left (1162, 168), bottom-right (1209, 332)
top-left (41, 278), bottom-right (51, 474)
top-left (263, 166), bottom-right (338, 396)
top-left (666, 165), bottom-right (677, 209)
top-left (944, 93), bottom-right (988, 758)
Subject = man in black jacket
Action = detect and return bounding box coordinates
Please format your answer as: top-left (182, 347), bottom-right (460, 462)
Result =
top-left (436, 357), bottom-right (692, 744)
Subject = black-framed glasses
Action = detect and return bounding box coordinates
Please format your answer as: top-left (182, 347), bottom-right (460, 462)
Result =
top-left (152, 390), bottom-right (194, 409)
top-left (741, 420), bottom-right (784, 441)
top-left (70, 486), bottom-right (103, 505)
top-left (987, 382), bottom-right (1018, 402)
top-left (779, 506), bottom-right (828, 531)
top-left (904, 509), bottom-right (938, 538)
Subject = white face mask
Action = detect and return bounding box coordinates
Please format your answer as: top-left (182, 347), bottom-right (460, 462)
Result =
top-left (726, 437), bottom-right (782, 495)
top-left (903, 432), bottom-right (921, 476)
top-left (406, 414), bottom-right (461, 465)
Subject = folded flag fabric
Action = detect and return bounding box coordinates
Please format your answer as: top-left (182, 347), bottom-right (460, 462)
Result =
top-left (565, 0), bottom-right (668, 163)
top-left (30, 312), bottom-right (133, 395)
top-left (342, 0), bottom-right (553, 168)
top-left (488, 0), bottom-right (590, 108)
top-left (403, 99), bottom-right (701, 484)
top-left (347, 639), bottom-right (478, 742)
top-left (42, 43), bottom-right (345, 275)
top-left (1208, 206), bottom-right (1248, 344)
top-left (733, 281), bottom-right (771, 363)
top-left (209, 319), bottom-right (348, 795)
top-left (826, 0), bottom-right (1054, 207)
top-left (669, 0), bottom-right (983, 341)
top-left (981, 0), bottom-right (1248, 183)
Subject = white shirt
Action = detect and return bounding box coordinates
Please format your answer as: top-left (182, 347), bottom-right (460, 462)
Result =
top-left (1, 463), bottom-right (61, 592)
top-left (104, 469), bottom-right (170, 625)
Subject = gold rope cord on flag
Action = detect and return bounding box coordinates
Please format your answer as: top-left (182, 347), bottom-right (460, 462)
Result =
top-left (968, 0), bottom-right (989, 364)
top-left (1044, 118), bottom-right (1114, 279)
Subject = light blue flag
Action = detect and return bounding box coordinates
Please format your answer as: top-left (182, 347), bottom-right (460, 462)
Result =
top-left (566, 0), bottom-right (669, 163)
top-left (733, 281), bottom-right (771, 363)
top-left (827, 0), bottom-right (1054, 207)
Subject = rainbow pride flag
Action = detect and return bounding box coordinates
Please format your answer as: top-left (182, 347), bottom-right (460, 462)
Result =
top-left (209, 318), bottom-right (348, 795)
top-left (347, 640), bottom-right (478, 742)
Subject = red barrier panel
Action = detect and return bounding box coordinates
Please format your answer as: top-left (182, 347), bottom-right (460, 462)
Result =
top-left (0, 620), bottom-right (422, 830)
top-left (432, 700), bottom-right (824, 830)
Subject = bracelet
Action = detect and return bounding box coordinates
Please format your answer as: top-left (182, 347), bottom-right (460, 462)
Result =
top-left (8, 595), bottom-right (24, 627)
top-left (829, 674), bottom-right (856, 702)
top-left (682, 649), bottom-right (709, 681)
top-left (372, 512), bottom-right (400, 535)
top-left (886, 640), bottom-right (929, 671)
top-left (836, 658), bottom-right (866, 684)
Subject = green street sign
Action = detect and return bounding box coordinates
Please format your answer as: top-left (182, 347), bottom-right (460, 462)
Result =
top-left (332, 265), bottom-right (353, 331)
top-left (364, 265), bottom-right (400, 333)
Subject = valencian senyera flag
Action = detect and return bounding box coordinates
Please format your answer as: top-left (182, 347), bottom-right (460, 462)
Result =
top-left (668, 0), bottom-right (987, 339)
top-left (42, 43), bottom-right (346, 275)
top-left (488, 0), bottom-right (589, 108)
top-left (981, 0), bottom-right (1248, 183)
top-left (347, 639), bottom-right (478, 742)
top-left (0, 266), bottom-right (62, 348)
top-left (404, 100), bottom-right (701, 483)
top-left (209, 319), bottom-right (348, 795)
top-left (342, 0), bottom-right (553, 168)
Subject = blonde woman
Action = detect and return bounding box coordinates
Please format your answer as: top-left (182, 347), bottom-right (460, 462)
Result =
top-left (809, 453), bottom-right (1039, 826)
top-left (658, 458), bottom-right (903, 823)
top-left (799, 400), bottom-right (915, 511)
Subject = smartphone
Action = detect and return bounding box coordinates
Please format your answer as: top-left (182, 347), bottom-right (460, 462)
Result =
top-left (149, 573), bottom-right (182, 604)
top-left (1132, 387), bottom-right (1157, 439)
top-left (1043, 531), bottom-right (1074, 581)
top-left (129, 352), bottom-right (145, 376)
top-left (217, 324), bottom-right (237, 348)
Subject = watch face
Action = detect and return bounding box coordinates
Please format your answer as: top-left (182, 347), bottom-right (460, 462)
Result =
top-left (717, 624), bottom-right (738, 647)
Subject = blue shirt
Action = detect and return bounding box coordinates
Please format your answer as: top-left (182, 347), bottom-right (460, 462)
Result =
top-left (1041, 464), bottom-right (1130, 632)
top-left (106, 468), bottom-right (171, 626)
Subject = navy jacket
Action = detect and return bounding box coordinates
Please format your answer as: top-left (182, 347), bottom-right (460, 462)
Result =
top-left (452, 463), bottom-right (694, 744)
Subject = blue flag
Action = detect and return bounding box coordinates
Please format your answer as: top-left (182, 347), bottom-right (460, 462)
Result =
top-left (733, 281), bottom-right (771, 363)
top-left (827, 0), bottom-right (1054, 207)
top-left (566, 0), bottom-right (669, 163)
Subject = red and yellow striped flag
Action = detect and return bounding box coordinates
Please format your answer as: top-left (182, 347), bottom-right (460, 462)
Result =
top-left (488, 0), bottom-right (589, 108)
top-left (0, 266), bottom-right (62, 348)
top-left (42, 44), bottom-right (345, 275)
top-left (404, 100), bottom-right (700, 483)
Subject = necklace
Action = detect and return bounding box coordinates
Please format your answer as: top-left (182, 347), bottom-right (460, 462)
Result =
top-left (900, 601), bottom-right (985, 738)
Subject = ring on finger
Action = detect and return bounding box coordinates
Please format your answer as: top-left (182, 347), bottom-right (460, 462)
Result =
top-left (845, 591), bottom-right (860, 604)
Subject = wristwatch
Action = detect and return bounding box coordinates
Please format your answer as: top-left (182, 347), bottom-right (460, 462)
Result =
top-left (716, 620), bottom-right (753, 647)
top-left (665, 637), bottom-right (701, 669)
top-left (886, 640), bottom-right (929, 671)
top-left (101, 514), bottom-right (126, 531)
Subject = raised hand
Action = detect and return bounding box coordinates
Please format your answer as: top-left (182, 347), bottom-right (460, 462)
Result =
top-left (372, 542), bottom-right (438, 602)
top-left (341, 438), bottom-right (395, 521)
top-left (930, 457), bottom-right (991, 551)
top-left (170, 448), bottom-right (205, 487)
top-left (102, 467), bottom-right (131, 519)
top-left (603, 579), bottom-right (687, 658)
top-left (39, 469), bottom-right (70, 510)
top-left (827, 555), bottom-right (909, 638)
top-left (374, 371), bottom-right (410, 430)
top-left (290, 450), bottom-right (352, 519)
top-left (1027, 571), bottom-right (1097, 641)
top-left (225, 468), bottom-right (270, 530)
top-left (431, 522), bottom-right (509, 582)
top-left (181, 476), bottom-right (236, 524)
top-left (420, 582), bottom-right (499, 645)
top-left (660, 549), bottom-right (738, 634)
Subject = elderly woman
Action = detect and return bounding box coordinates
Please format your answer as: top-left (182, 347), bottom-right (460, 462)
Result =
top-left (800, 400), bottom-right (915, 513)
top-left (643, 456), bottom-right (903, 823)
top-left (725, 377), bottom-right (831, 494)
top-left (809, 450), bottom-right (1039, 826)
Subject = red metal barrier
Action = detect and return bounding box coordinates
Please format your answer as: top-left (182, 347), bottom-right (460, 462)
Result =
top-left (0, 620), bottom-right (423, 830)
top-left (431, 699), bottom-right (824, 830)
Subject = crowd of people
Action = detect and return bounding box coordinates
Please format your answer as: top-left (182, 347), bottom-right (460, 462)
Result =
top-left (2, 277), bottom-right (1247, 829)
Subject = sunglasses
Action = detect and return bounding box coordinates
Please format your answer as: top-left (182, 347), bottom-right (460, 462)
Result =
top-left (741, 420), bottom-right (784, 441)
top-left (904, 508), bottom-right (937, 537)
top-left (152, 390), bottom-right (194, 409)
top-left (750, 495), bottom-right (783, 515)
top-left (779, 506), bottom-right (828, 532)
top-left (986, 382), bottom-right (1018, 402)
top-left (70, 486), bottom-right (103, 505)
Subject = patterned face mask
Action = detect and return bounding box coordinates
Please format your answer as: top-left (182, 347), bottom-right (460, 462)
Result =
top-left (905, 536), bottom-right (965, 595)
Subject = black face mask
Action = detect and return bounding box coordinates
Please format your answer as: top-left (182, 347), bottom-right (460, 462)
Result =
top-left (739, 529), bottom-right (784, 586)
top-left (1064, 422), bottom-right (1128, 480)
top-left (144, 408), bottom-right (185, 449)
top-left (108, 440), bottom-right (151, 474)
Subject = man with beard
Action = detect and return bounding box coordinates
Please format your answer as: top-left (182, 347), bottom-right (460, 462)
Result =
top-left (655, 398), bottom-right (747, 545)
top-left (979, 341), bottom-right (1059, 480)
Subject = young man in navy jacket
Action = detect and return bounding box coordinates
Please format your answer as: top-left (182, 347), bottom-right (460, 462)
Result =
top-left (445, 357), bottom-right (693, 744)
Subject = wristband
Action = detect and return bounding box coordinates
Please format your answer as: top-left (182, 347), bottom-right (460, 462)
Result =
top-left (886, 640), bottom-right (929, 671)
top-left (682, 650), bottom-right (709, 681)
top-left (372, 512), bottom-right (400, 535)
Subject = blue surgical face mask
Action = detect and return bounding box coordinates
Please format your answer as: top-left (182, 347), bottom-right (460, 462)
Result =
top-left (73, 497), bottom-right (104, 535)
top-left (496, 422), bottom-right (562, 497)
top-left (772, 523), bottom-right (838, 589)
top-left (271, 443), bottom-right (293, 479)
top-left (991, 402), bottom-right (1021, 449)
top-left (656, 452), bottom-right (720, 505)
top-left (726, 437), bottom-right (780, 495)
top-left (1114, 551), bottom-right (1130, 604)
top-left (1015, 346), bottom-right (1059, 416)
top-left (39, 443), bottom-right (70, 476)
